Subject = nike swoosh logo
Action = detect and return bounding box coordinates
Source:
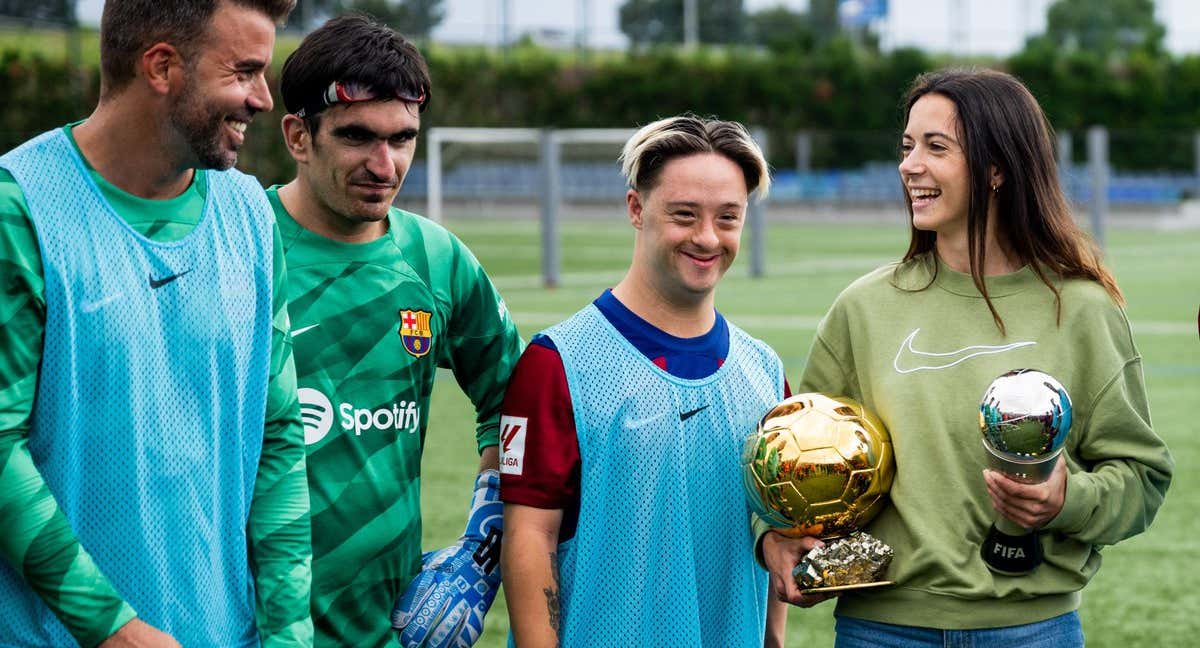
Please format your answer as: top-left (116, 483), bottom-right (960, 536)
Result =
top-left (148, 269), bottom-right (192, 289)
top-left (292, 323), bottom-right (320, 337)
top-left (81, 293), bottom-right (124, 313)
top-left (893, 328), bottom-right (1036, 374)
top-left (679, 405), bottom-right (710, 422)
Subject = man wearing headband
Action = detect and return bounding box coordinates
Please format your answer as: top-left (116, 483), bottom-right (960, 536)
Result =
top-left (272, 15), bottom-right (523, 648)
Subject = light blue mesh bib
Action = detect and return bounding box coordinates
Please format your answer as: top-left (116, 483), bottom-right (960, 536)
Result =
top-left (0, 129), bottom-right (273, 647)
top-left (545, 304), bottom-right (783, 648)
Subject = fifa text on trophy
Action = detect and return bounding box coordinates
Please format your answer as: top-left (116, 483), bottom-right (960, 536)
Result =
top-left (979, 369), bottom-right (1073, 575)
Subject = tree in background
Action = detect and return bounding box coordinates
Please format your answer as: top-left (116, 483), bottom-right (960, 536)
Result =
top-left (291, 0), bottom-right (444, 38)
top-left (0, 0), bottom-right (74, 25)
top-left (743, 0), bottom-right (858, 55)
top-left (808, 0), bottom-right (840, 46)
top-left (0, 0), bottom-right (84, 91)
top-left (619, 0), bottom-right (746, 46)
top-left (289, 0), bottom-right (330, 29)
top-left (1028, 0), bottom-right (1164, 59)
top-left (746, 6), bottom-right (813, 54)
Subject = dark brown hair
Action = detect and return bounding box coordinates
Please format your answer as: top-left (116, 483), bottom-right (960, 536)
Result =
top-left (100, 0), bottom-right (295, 95)
top-left (280, 14), bottom-right (431, 134)
top-left (899, 68), bottom-right (1123, 333)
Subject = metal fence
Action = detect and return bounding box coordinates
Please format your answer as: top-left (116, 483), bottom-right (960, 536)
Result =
top-left (410, 126), bottom-right (1200, 287)
top-left (404, 127), bottom-right (1200, 207)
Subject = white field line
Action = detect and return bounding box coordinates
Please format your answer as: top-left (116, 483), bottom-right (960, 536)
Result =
top-left (488, 249), bottom-right (1194, 337)
top-left (492, 256), bottom-right (890, 291)
top-left (1107, 242), bottom-right (1200, 256)
top-left (513, 312), bottom-right (825, 330)
top-left (1131, 321), bottom-right (1196, 335)
top-left (470, 243), bottom-right (627, 260)
top-left (481, 237), bottom-right (1193, 291)
top-left (494, 270), bottom-right (626, 291)
top-left (453, 221), bottom-right (1191, 250)
top-left (512, 312), bottom-right (1193, 336)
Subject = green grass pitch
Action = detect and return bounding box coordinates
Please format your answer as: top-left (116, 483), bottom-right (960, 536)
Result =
top-left (418, 216), bottom-right (1199, 647)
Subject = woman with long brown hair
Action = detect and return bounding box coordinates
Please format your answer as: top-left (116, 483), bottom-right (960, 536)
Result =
top-left (761, 68), bottom-right (1173, 646)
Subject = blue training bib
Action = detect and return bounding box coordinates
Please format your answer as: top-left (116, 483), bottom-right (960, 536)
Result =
top-left (0, 129), bottom-right (274, 648)
top-left (543, 303), bottom-right (783, 648)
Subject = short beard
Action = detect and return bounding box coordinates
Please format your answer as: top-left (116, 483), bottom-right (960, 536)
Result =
top-left (169, 75), bottom-right (237, 170)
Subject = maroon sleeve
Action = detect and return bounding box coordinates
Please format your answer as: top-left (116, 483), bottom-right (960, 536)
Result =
top-left (499, 342), bottom-right (580, 511)
top-left (784, 377), bottom-right (792, 398)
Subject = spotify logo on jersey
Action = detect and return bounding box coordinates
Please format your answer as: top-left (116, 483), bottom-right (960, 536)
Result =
top-left (298, 387), bottom-right (422, 446)
top-left (299, 388), bottom-right (335, 445)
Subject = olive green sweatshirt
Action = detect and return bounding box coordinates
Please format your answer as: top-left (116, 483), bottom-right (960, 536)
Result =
top-left (794, 254), bottom-right (1172, 629)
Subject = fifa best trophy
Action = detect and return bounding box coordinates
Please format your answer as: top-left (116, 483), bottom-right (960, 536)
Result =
top-left (979, 369), bottom-right (1073, 575)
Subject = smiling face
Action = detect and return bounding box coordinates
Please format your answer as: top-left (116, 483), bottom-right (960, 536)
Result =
top-left (628, 152), bottom-right (748, 305)
top-left (899, 93), bottom-right (973, 240)
top-left (294, 99), bottom-right (420, 231)
top-left (168, 2), bottom-right (275, 169)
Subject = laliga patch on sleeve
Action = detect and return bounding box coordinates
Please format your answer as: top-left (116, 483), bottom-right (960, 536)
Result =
top-left (500, 415), bottom-right (528, 475)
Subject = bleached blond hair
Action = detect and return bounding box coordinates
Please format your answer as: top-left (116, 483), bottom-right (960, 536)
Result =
top-left (618, 114), bottom-right (770, 199)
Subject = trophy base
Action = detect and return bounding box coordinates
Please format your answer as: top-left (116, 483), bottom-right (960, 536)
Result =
top-left (981, 521), bottom-right (1043, 575)
top-left (800, 580), bottom-right (894, 596)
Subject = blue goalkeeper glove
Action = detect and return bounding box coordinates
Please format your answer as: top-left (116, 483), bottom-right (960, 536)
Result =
top-left (391, 469), bottom-right (503, 648)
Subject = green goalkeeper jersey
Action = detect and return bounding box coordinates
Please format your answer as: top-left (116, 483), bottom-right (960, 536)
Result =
top-left (267, 187), bottom-right (524, 647)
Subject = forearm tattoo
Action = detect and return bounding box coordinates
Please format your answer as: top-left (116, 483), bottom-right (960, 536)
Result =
top-left (543, 586), bottom-right (561, 635)
top-left (545, 552), bottom-right (562, 642)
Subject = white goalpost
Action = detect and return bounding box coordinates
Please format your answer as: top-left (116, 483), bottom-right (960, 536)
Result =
top-left (425, 126), bottom-right (770, 287)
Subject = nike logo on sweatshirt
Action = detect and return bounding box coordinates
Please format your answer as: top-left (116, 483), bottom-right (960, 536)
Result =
top-left (892, 328), bottom-right (1036, 374)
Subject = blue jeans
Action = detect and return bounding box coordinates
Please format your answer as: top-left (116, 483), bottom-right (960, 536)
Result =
top-left (834, 611), bottom-right (1084, 648)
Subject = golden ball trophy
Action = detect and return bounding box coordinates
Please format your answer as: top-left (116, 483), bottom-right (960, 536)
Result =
top-left (741, 393), bottom-right (895, 594)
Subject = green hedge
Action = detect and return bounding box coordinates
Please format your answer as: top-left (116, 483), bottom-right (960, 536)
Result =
top-left (4, 41), bottom-right (1199, 185)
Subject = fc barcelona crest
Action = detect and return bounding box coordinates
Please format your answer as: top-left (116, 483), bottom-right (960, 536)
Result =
top-left (399, 309), bottom-right (433, 357)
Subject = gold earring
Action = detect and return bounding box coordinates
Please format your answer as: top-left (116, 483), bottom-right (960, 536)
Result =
top-left (991, 183), bottom-right (999, 193)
